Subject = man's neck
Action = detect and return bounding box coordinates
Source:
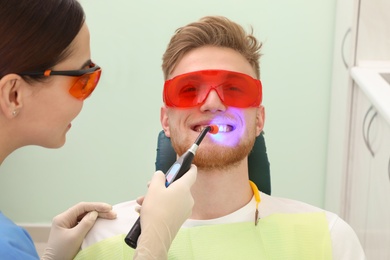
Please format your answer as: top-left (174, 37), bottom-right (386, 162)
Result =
top-left (190, 159), bottom-right (252, 219)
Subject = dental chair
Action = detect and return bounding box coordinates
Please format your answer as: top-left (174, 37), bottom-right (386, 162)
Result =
top-left (155, 131), bottom-right (271, 195)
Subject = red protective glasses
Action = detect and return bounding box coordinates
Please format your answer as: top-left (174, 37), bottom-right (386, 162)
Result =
top-left (163, 70), bottom-right (262, 108)
top-left (20, 62), bottom-right (102, 100)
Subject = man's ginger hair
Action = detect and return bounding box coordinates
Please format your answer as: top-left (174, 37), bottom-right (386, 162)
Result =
top-left (162, 16), bottom-right (262, 80)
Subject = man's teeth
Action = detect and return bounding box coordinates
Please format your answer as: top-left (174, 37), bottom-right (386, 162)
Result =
top-left (195, 125), bottom-right (233, 132)
top-left (217, 125), bottom-right (233, 132)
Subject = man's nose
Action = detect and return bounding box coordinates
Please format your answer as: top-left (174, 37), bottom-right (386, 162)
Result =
top-left (200, 89), bottom-right (226, 113)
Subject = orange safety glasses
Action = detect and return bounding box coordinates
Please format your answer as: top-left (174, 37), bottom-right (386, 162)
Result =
top-left (163, 70), bottom-right (262, 108)
top-left (20, 62), bottom-right (102, 100)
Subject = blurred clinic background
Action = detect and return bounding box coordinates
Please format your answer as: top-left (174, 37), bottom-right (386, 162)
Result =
top-left (0, 0), bottom-right (335, 223)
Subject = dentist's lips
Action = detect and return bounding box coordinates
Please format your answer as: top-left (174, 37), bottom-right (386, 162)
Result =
top-left (193, 124), bottom-right (234, 133)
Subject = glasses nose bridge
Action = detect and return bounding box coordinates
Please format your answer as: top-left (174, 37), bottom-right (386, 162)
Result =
top-left (202, 84), bottom-right (223, 102)
top-left (199, 85), bottom-right (225, 111)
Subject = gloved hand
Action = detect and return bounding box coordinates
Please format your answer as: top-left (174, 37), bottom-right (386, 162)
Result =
top-left (134, 165), bottom-right (197, 260)
top-left (41, 202), bottom-right (117, 260)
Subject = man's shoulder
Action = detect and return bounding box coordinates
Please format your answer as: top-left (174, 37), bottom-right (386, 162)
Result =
top-left (260, 192), bottom-right (340, 223)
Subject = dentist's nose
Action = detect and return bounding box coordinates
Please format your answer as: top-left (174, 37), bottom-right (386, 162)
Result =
top-left (200, 90), bottom-right (226, 113)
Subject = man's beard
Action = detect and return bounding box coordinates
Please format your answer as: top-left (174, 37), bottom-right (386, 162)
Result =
top-left (170, 132), bottom-right (255, 171)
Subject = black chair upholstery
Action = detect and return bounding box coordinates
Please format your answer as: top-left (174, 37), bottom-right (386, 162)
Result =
top-left (155, 130), bottom-right (271, 195)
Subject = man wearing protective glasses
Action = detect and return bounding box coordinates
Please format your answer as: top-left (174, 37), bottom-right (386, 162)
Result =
top-left (75, 16), bottom-right (365, 259)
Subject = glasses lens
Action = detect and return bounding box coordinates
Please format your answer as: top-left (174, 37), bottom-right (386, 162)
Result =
top-left (164, 70), bottom-right (262, 108)
top-left (218, 75), bottom-right (261, 107)
top-left (69, 69), bottom-right (101, 100)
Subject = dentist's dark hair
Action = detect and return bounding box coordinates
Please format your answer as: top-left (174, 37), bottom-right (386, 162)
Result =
top-left (0, 0), bottom-right (85, 82)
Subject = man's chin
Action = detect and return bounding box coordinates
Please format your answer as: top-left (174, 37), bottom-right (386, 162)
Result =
top-left (192, 145), bottom-right (251, 170)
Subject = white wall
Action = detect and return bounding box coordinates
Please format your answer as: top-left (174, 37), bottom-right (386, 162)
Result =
top-left (0, 0), bottom-right (336, 223)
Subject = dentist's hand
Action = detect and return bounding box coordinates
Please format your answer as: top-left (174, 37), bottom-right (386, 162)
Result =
top-left (134, 165), bottom-right (197, 260)
top-left (41, 202), bottom-right (117, 260)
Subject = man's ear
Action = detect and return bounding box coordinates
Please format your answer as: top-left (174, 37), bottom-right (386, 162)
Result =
top-left (160, 106), bottom-right (171, 137)
top-left (256, 105), bottom-right (265, 136)
top-left (0, 74), bottom-right (24, 119)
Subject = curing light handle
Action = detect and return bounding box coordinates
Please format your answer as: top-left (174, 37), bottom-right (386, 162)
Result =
top-left (124, 218), bottom-right (141, 248)
top-left (124, 125), bottom-right (217, 249)
top-left (124, 149), bottom-right (195, 249)
top-left (124, 147), bottom-right (196, 249)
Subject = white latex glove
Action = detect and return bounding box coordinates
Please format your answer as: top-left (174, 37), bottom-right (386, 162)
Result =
top-left (134, 164), bottom-right (197, 260)
top-left (41, 202), bottom-right (117, 260)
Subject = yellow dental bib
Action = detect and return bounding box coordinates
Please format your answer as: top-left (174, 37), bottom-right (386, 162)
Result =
top-left (75, 212), bottom-right (332, 260)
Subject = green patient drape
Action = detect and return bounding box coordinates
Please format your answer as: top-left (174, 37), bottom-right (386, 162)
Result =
top-left (75, 212), bottom-right (332, 260)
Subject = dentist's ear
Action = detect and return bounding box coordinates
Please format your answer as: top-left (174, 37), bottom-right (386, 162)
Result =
top-left (0, 74), bottom-right (24, 119)
top-left (160, 106), bottom-right (171, 137)
top-left (256, 105), bottom-right (265, 136)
